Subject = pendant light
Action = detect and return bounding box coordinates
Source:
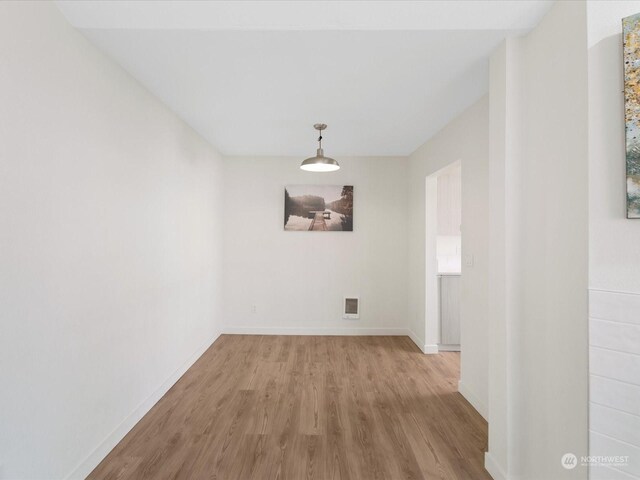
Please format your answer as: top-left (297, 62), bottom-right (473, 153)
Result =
top-left (300, 123), bottom-right (340, 172)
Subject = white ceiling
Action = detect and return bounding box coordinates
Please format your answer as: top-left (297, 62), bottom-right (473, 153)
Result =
top-left (56, 1), bottom-right (553, 156)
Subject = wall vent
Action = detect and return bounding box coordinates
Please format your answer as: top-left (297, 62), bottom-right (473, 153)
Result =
top-left (343, 297), bottom-right (360, 319)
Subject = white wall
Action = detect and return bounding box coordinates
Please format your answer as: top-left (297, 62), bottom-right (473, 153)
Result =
top-left (487, 2), bottom-right (589, 479)
top-left (437, 166), bottom-right (462, 274)
top-left (0, 2), bottom-right (225, 479)
top-left (437, 165), bottom-right (462, 237)
top-left (222, 156), bottom-right (408, 334)
top-left (408, 97), bottom-right (490, 415)
top-left (587, 2), bottom-right (640, 478)
top-left (458, 103), bottom-right (490, 421)
top-left (486, 39), bottom-right (511, 479)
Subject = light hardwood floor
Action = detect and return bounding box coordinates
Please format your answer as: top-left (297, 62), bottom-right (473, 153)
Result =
top-left (88, 335), bottom-right (491, 480)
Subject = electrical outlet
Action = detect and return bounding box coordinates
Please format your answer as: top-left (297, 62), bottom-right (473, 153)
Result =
top-left (251, 305), bottom-right (257, 314)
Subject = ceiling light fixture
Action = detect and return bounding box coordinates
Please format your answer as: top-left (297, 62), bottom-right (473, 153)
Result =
top-left (300, 123), bottom-right (340, 172)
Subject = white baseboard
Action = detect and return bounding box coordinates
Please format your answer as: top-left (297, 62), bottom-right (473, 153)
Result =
top-left (458, 380), bottom-right (488, 420)
top-left (438, 344), bottom-right (460, 352)
top-left (407, 329), bottom-right (424, 351)
top-left (423, 343), bottom-right (439, 354)
top-left (224, 326), bottom-right (440, 354)
top-left (484, 452), bottom-right (508, 480)
top-left (221, 326), bottom-right (409, 336)
top-left (65, 329), bottom-right (222, 480)
top-left (406, 329), bottom-right (439, 354)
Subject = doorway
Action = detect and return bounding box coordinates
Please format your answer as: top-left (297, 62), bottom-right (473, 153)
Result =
top-left (425, 161), bottom-right (462, 353)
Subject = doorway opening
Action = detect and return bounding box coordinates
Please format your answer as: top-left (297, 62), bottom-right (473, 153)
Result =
top-left (425, 161), bottom-right (461, 354)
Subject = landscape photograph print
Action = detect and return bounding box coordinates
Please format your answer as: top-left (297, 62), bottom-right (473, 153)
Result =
top-left (624, 12), bottom-right (640, 218)
top-left (284, 185), bottom-right (354, 231)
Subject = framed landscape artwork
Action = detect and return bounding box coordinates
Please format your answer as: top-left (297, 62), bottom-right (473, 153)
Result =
top-left (284, 185), bottom-right (354, 231)
top-left (623, 13), bottom-right (640, 218)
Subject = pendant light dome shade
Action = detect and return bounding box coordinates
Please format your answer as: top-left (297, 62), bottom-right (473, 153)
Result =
top-left (300, 148), bottom-right (340, 172)
top-left (300, 124), bottom-right (340, 172)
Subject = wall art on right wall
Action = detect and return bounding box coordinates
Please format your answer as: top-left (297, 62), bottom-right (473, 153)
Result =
top-left (623, 12), bottom-right (640, 218)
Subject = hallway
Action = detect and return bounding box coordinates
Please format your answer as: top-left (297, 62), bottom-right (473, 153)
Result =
top-left (89, 335), bottom-right (490, 480)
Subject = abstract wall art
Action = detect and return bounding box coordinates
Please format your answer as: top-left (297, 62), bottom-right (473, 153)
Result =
top-left (284, 185), bottom-right (353, 231)
top-left (623, 13), bottom-right (640, 218)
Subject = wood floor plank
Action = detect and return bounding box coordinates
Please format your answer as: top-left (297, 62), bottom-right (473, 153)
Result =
top-left (88, 335), bottom-right (491, 480)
